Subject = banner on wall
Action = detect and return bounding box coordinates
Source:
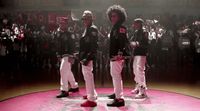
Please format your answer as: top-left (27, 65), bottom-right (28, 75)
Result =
top-left (16, 11), bottom-right (72, 31)
top-left (56, 16), bottom-right (69, 24)
top-left (48, 13), bottom-right (56, 24)
top-left (38, 13), bottom-right (46, 24)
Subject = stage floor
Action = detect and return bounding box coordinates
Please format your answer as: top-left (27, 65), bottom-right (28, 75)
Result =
top-left (0, 88), bottom-right (199, 111)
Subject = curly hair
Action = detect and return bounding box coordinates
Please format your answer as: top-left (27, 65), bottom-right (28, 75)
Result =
top-left (106, 5), bottom-right (127, 24)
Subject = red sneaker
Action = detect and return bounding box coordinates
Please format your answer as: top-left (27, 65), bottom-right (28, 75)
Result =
top-left (81, 100), bottom-right (97, 107)
top-left (83, 95), bottom-right (87, 99)
top-left (82, 95), bottom-right (97, 100)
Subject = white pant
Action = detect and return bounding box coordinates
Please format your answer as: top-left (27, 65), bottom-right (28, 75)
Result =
top-left (82, 61), bottom-right (97, 101)
top-left (110, 60), bottom-right (124, 99)
top-left (60, 57), bottom-right (78, 91)
top-left (133, 56), bottom-right (147, 88)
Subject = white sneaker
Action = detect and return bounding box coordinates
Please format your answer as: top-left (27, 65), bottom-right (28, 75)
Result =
top-left (133, 93), bottom-right (147, 100)
top-left (131, 88), bottom-right (139, 94)
top-left (133, 86), bottom-right (148, 100)
top-left (131, 83), bottom-right (140, 94)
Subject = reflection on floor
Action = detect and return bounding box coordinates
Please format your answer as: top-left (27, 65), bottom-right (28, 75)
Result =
top-left (0, 82), bottom-right (200, 101)
top-left (0, 88), bottom-right (199, 111)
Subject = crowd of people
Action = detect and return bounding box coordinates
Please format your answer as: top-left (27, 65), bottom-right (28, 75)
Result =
top-left (1, 4), bottom-right (200, 107)
top-left (0, 12), bottom-right (200, 73)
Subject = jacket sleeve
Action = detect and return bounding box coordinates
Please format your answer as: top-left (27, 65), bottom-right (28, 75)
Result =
top-left (118, 27), bottom-right (129, 54)
top-left (137, 32), bottom-right (149, 50)
top-left (85, 28), bottom-right (98, 60)
top-left (67, 33), bottom-right (76, 55)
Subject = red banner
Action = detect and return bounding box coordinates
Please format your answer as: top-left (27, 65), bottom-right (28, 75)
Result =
top-left (48, 13), bottom-right (56, 24)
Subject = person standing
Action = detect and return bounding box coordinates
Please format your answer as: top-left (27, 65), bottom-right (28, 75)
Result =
top-left (79, 10), bottom-right (98, 107)
top-left (106, 5), bottom-right (129, 107)
top-left (56, 17), bottom-right (79, 98)
top-left (130, 18), bottom-right (149, 99)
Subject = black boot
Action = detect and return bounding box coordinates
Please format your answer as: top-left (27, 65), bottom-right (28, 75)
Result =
top-left (56, 91), bottom-right (69, 98)
top-left (68, 87), bottom-right (79, 93)
top-left (107, 98), bottom-right (125, 107)
top-left (108, 93), bottom-right (116, 99)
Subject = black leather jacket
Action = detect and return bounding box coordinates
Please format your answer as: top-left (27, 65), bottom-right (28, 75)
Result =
top-left (57, 31), bottom-right (75, 57)
top-left (131, 29), bottom-right (149, 56)
top-left (109, 24), bottom-right (130, 58)
top-left (79, 24), bottom-right (98, 61)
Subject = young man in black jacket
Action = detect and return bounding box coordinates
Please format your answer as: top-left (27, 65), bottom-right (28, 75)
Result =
top-left (79, 10), bottom-right (98, 107)
top-left (130, 18), bottom-right (149, 99)
top-left (106, 5), bottom-right (130, 107)
top-left (56, 17), bottom-right (79, 98)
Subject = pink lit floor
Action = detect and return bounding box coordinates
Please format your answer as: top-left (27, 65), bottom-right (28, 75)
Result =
top-left (0, 88), bottom-right (199, 111)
